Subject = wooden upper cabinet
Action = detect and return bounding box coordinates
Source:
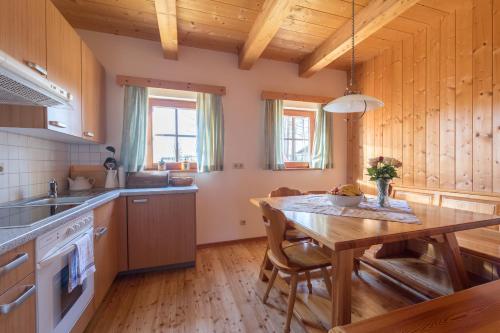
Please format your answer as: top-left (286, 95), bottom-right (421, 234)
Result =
top-left (0, 0), bottom-right (46, 75)
top-left (46, 0), bottom-right (82, 137)
top-left (82, 41), bottom-right (106, 143)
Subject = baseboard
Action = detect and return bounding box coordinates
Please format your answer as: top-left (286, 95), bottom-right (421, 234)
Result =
top-left (197, 236), bottom-right (267, 249)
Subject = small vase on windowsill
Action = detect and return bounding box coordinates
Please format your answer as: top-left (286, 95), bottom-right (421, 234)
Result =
top-left (376, 178), bottom-right (391, 208)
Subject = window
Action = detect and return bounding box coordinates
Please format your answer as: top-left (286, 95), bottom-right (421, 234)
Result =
top-left (147, 98), bottom-right (198, 169)
top-left (283, 109), bottom-right (315, 169)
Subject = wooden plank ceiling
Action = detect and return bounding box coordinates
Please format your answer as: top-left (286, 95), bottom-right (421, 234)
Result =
top-left (52, 0), bottom-right (460, 74)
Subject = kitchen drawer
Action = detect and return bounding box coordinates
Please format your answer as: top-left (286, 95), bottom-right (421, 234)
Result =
top-left (0, 273), bottom-right (36, 333)
top-left (0, 241), bottom-right (34, 295)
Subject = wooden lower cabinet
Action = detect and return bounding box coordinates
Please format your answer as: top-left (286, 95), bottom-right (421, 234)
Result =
top-left (0, 273), bottom-right (36, 333)
top-left (93, 198), bottom-right (124, 308)
top-left (127, 193), bottom-right (196, 270)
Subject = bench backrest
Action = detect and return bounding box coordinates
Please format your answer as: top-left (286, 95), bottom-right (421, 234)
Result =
top-left (358, 181), bottom-right (500, 231)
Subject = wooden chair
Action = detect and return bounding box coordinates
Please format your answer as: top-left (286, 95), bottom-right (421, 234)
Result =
top-left (260, 201), bottom-right (333, 333)
top-left (268, 187), bottom-right (310, 241)
top-left (260, 187), bottom-right (314, 288)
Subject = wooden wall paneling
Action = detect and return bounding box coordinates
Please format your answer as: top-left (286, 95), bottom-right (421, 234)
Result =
top-left (414, 28), bottom-right (427, 187)
top-left (426, 19), bottom-right (441, 188)
top-left (366, 58), bottom-right (375, 176)
top-left (472, 0), bottom-right (493, 192)
top-left (455, 0), bottom-right (474, 191)
top-left (439, 12), bottom-right (456, 189)
top-left (382, 47), bottom-right (393, 159)
top-left (347, 114), bottom-right (354, 183)
top-left (493, 0), bottom-right (500, 192)
top-left (374, 54), bottom-right (384, 158)
top-left (402, 36), bottom-right (414, 186)
top-left (359, 62), bottom-right (367, 182)
top-left (392, 41), bottom-right (403, 184)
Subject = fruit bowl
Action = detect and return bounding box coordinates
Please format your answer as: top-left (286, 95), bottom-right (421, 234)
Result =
top-left (326, 194), bottom-right (364, 207)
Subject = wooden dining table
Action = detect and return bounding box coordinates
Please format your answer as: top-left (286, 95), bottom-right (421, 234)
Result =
top-left (250, 195), bottom-right (500, 330)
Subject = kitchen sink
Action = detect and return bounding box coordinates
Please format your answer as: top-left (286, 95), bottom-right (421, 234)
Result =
top-left (21, 196), bottom-right (92, 206)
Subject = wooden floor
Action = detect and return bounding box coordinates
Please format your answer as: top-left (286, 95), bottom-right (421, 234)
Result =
top-left (86, 239), bottom-right (426, 333)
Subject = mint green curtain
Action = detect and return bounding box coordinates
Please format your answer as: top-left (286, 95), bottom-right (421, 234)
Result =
top-left (196, 93), bottom-right (224, 172)
top-left (120, 86), bottom-right (148, 172)
top-left (264, 99), bottom-right (285, 170)
top-left (311, 104), bottom-right (334, 169)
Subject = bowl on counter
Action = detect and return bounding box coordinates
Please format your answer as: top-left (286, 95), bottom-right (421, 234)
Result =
top-left (326, 194), bottom-right (364, 207)
top-left (170, 177), bottom-right (194, 187)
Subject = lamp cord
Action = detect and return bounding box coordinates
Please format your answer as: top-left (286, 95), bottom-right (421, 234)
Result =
top-left (350, 0), bottom-right (355, 88)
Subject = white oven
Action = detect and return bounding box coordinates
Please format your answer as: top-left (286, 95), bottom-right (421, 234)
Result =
top-left (36, 211), bottom-right (94, 333)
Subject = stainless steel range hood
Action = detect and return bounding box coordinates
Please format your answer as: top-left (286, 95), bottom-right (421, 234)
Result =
top-left (0, 49), bottom-right (72, 108)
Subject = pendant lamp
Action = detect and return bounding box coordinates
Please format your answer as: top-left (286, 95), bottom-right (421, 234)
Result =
top-left (323, 0), bottom-right (384, 115)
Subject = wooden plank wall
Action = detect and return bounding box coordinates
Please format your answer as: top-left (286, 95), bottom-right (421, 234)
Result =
top-left (347, 0), bottom-right (500, 195)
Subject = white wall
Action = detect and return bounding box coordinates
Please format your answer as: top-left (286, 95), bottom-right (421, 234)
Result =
top-left (78, 30), bottom-right (348, 245)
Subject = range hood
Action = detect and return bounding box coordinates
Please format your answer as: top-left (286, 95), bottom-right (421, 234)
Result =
top-left (0, 50), bottom-right (72, 107)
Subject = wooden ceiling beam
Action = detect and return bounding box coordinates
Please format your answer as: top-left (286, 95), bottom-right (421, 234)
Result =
top-left (154, 0), bottom-right (178, 60)
top-left (239, 0), bottom-right (296, 70)
top-left (299, 0), bottom-right (420, 78)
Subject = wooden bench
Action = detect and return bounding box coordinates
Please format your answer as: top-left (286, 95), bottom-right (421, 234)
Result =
top-left (359, 181), bottom-right (500, 279)
top-left (456, 228), bottom-right (500, 273)
top-left (330, 279), bottom-right (500, 333)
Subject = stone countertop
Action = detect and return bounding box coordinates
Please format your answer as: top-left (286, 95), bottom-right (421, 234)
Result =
top-left (0, 185), bottom-right (198, 255)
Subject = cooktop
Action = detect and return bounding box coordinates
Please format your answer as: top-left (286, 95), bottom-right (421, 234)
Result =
top-left (0, 204), bottom-right (78, 229)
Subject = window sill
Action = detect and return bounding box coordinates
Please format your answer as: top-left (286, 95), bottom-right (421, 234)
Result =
top-left (275, 168), bottom-right (323, 171)
top-left (144, 168), bottom-right (198, 173)
top-left (169, 169), bottom-right (198, 173)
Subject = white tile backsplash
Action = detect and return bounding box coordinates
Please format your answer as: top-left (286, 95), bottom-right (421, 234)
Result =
top-left (69, 143), bottom-right (113, 166)
top-left (0, 131), bottom-right (70, 203)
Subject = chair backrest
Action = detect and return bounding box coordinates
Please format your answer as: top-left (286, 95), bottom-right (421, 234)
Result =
top-left (259, 201), bottom-right (289, 266)
top-left (269, 187), bottom-right (302, 197)
top-left (305, 190), bottom-right (328, 194)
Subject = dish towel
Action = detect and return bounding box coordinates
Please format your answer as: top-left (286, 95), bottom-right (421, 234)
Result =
top-left (68, 230), bottom-right (96, 292)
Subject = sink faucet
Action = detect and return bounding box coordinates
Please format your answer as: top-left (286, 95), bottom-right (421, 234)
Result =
top-left (48, 179), bottom-right (58, 198)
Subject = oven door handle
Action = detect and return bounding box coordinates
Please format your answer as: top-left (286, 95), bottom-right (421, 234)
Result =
top-left (37, 229), bottom-right (93, 269)
top-left (37, 242), bottom-right (76, 269)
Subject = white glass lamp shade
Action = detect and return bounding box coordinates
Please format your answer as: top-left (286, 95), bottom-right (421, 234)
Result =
top-left (323, 93), bottom-right (384, 113)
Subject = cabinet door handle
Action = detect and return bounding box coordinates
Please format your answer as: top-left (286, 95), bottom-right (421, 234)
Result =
top-left (0, 285), bottom-right (36, 315)
top-left (0, 253), bottom-right (28, 276)
top-left (25, 61), bottom-right (47, 77)
top-left (94, 226), bottom-right (108, 239)
top-left (132, 198), bottom-right (148, 204)
top-left (48, 121), bottom-right (67, 128)
top-left (83, 131), bottom-right (95, 138)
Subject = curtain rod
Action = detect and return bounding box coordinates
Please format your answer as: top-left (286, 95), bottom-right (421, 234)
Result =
top-left (116, 75), bottom-right (226, 96)
top-left (261, 90), bottom-right (334, 104)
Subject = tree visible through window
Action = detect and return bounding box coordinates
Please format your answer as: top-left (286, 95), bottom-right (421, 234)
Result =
top-left (283, 109), bottom-right (315, 168)
top-left (147, 98), bottom-right (197, 169)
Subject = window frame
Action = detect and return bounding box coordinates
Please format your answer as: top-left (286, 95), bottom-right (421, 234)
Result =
top-left (283, 109), bottom-right (316, 169)
top-left (146, 98), bottom-right (198, 171)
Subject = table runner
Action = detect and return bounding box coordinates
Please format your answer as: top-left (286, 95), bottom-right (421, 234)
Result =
top-left (277, 195), bottom-right (420, 224)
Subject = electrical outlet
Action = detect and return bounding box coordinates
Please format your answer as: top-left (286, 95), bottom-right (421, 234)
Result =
top-left (0, 163), bottom-right (4, 174)
top-left (232, 163), bottom-right (244, 169)
top-left (239, 220), bottom-right (246, 226)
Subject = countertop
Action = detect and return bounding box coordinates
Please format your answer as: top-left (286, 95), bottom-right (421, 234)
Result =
top-left (0, 185), bottom-right (198, 255)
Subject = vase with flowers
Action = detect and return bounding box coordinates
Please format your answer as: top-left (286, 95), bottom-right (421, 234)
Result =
top-left (367, 156), bottom-right (402, 207)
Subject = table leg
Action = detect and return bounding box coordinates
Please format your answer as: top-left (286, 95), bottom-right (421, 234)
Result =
top-left (374, 241), bottom-right (407, 259)
top-left (436, 233), bottom-right (470, 291)
top-left (331, 249), bottom-right (354, 327)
